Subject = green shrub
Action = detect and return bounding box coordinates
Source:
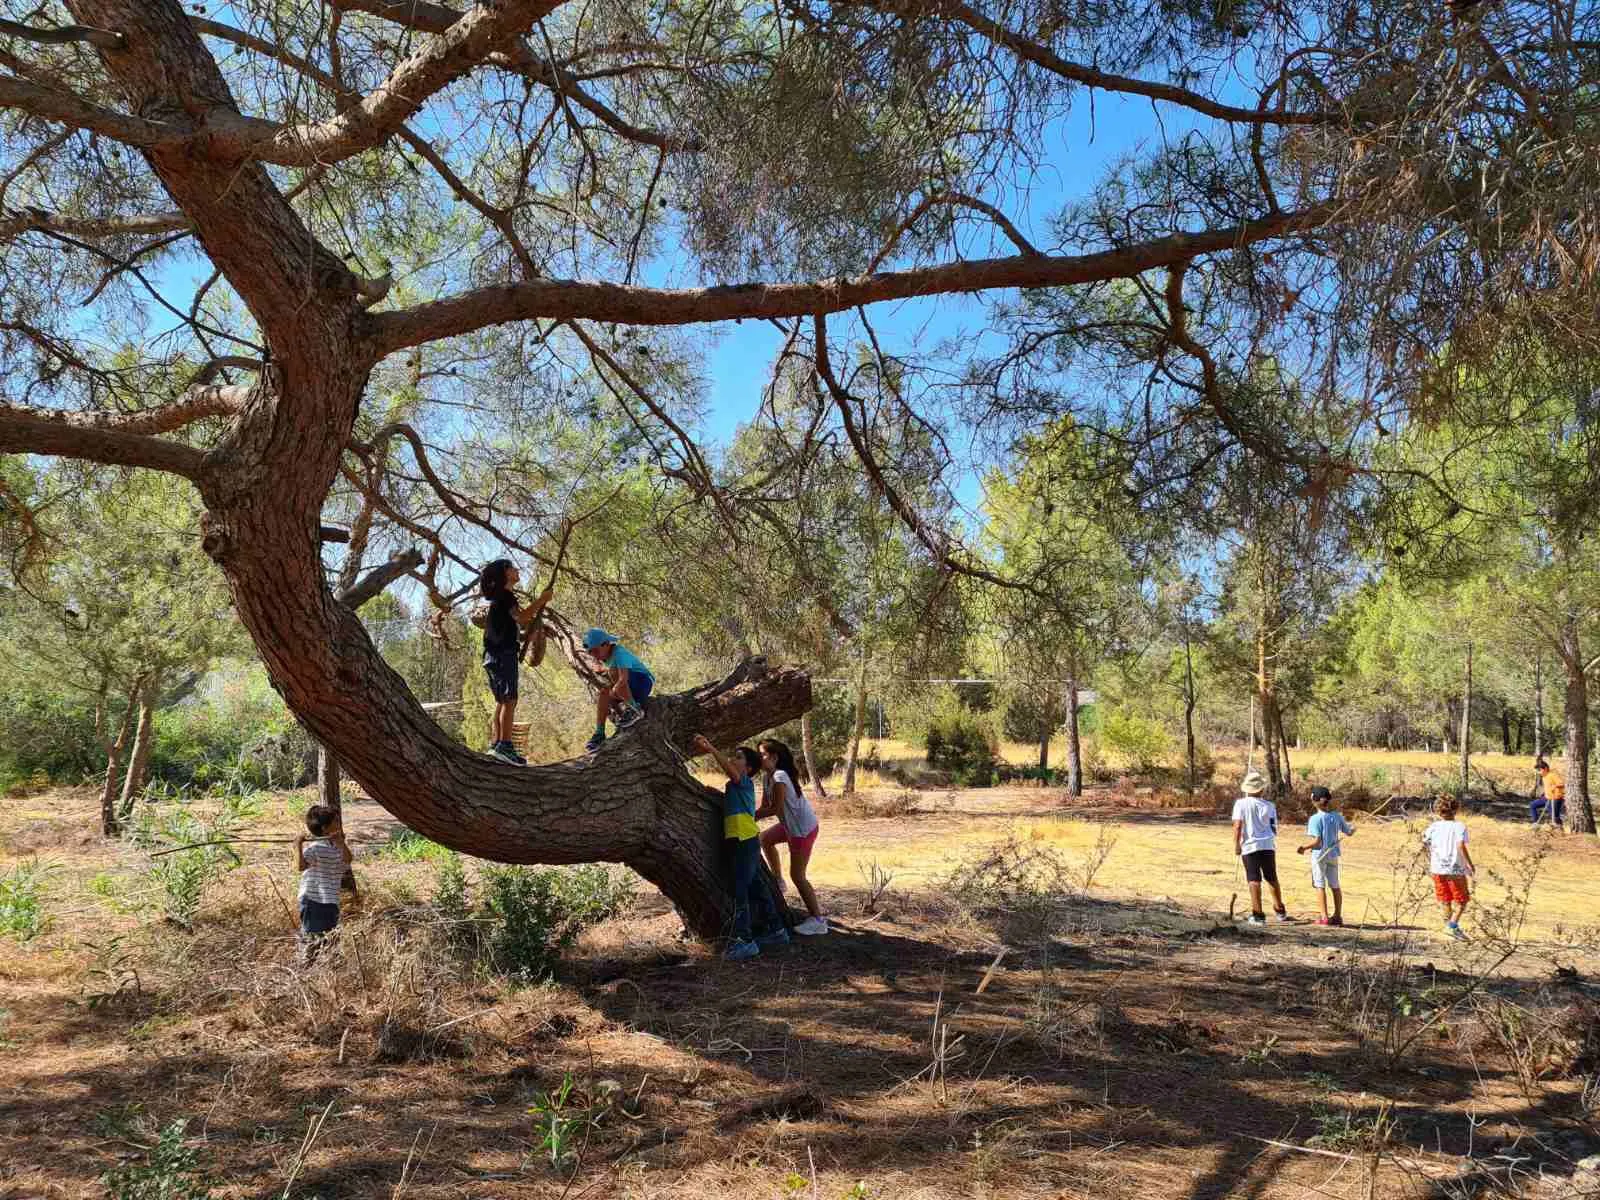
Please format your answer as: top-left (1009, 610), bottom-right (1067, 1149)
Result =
top-left (481, 864), bottom-right (635, 983)
top-left (924, 696), bottom-right (997, 787)
top-left (101, 1118), bottom-right (215, 1200)
top-left (137, 784), bottom-right (259, 928)
top-left (0, 859), bottom-right (52, 941)
top-left (1098, 707), bottom-right (1171, 772)
top-left (0, 691), bottom-right (101, 788)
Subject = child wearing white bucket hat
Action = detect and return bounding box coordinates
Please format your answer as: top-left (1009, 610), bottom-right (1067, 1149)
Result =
top-left (1232, 770), bottom-right (1290, 926)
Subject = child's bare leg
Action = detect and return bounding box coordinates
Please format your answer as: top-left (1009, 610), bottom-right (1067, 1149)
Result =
top-left (1267, 881), bottom-right (1286, 913)
top-left (1330, 887), bottom-right (1343, 920)
top-left (1454, 895), bottom-right (1469, 922)
top-left (789, 840), bottom-right (822, 919)
top-left (761, 842), bottom-right (785, 892)
top-left (1247, 881), bottom-right (1263, 916)
top-left (1439, 900), bottom-right (1453, 924)
top-left (594, 684), bottom-right (615, 728)
top-left (1316, 886), bottom-right (1329, 919)
top-left (613, 673), bottom-right (634, 706)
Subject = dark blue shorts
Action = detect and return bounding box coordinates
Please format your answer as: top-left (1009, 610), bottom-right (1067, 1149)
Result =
top-left (483, 651), bottom-right (518, 702)
top-left (300, 898), bottom-right (340, 934)
top-left (626, 670), bottom-right (653, 702)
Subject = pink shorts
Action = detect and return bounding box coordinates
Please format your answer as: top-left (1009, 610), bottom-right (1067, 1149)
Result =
top-left (761, 821), bottom-right (819, 856)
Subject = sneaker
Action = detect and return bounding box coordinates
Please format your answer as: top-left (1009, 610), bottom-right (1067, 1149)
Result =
top-left (1446, 923), bottom-right (1467, 940)
top-left (584, 733), bottom-right (605, 754)
top-left (724, 939), bottom-right (760, 961)
top-left (614, 702), bottom-right (645, 730)
top-left (491, 742), bottom-right (521, 764)
top-left (1315, 916), bottom-right (1331, 926)
top-left (1329, 915), bottom-right (1344, 927)
top-left (1246, 914), bottom-right (1267, 927)
top-left (794, 916), bottom-right (829, 936)
top-left (1273, 910), bottom-right (1292, 924)
top-left (757, 927), bottom-right (791, 948)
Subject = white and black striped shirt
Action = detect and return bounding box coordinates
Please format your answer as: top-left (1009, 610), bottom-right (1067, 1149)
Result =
top-left (298, 839), bottom-right (345, 905)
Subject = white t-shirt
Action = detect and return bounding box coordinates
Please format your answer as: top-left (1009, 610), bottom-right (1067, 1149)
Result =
top-left (769, 769), bottom-right (818, 838)
top-left (1231, 796), bottom-right (1278, 855)
top-left (1423, 819), bottom-right (1470, 876)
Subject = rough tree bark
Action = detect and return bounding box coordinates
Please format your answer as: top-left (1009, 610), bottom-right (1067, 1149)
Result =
top-left (1065, 672), bottom-right (1083, 798)
top-left (98, 686), bottom-right (139, 837)
top-left (1182, 627), bottom-right (1198, 793)
top-left (1460, 642), bottom-right (1472, 794)
top-left (1559, 618), bottom-right (1597, 834)
top-left (117, 684), bottom-right (155, 819)
top-left (800, 711), bottom-right (826, 797)
top-left (841, 650), bottom-right (869, 795)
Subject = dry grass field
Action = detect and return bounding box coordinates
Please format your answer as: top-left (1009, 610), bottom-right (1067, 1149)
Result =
top-left (3, 749), bottom-right (1599, 1199)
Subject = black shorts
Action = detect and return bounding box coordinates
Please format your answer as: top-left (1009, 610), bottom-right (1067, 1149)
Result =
top-left (1241, 849), bottom-right (1278, 885)
top-left (483, 652), bottom-right (518, 702)
top-left (300, 898), bottom-right (340, 934)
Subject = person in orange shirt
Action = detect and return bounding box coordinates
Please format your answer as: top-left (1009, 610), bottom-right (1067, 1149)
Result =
top-left (1533, 758), bottom-right (1566, 825)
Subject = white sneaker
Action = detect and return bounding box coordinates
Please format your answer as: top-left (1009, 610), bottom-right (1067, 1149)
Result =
top-left (794, 916), bottom-right (829, 936)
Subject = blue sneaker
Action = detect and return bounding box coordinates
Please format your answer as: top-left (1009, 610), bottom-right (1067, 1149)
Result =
top-left (757, 927), bottom-right (791, 948)
top-left (724, 939), bottom-right (760, 961)
top-left (491, 742), bottom-right (520, 764)
top-left (615, 702), bottom-right (645, 730)
top-left (584, 733), bottom-right (605, 754)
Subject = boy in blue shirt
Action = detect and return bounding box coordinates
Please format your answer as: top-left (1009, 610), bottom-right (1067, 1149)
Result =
top-left (1296, 786), bottom-right (1355, 926)
top-left (582, 628), bottom-right (654, 753)
top-left (692, 734), bottom-right (787, 960)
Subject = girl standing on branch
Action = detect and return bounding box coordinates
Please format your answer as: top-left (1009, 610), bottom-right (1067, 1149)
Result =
top-left (478, 559), bottom-right (552, 764)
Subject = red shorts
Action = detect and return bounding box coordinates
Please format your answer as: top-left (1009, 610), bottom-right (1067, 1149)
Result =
top-left (761, 821), bottom-right (819, 856)
top-left (1432, 875), bottom-right (1470, 903)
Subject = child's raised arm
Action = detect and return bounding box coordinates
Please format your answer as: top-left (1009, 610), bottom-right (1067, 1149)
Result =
top-left (513, 586), bottom-right (555, 628)
top-left (691, 734), bottom-right (741, 783)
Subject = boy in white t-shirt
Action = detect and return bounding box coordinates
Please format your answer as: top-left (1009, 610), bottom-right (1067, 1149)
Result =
top-left (1422, 794), bottom-right (1475, 940)
top-left (757, 738), bottom-right (827, 936)
top-left (1231, 770), bottom-right (1289, 926)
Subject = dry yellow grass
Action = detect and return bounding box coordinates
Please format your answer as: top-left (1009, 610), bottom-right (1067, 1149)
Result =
top-left (802, 785), bottom-right (1600, 945)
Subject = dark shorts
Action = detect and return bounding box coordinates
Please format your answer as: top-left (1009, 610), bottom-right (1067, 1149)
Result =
top-left (300, 898), bottom-right (340, 934)
top-left (624, 670), bottom-right (653, 702)
top-left (1241, 849), bottom-right (1279, 885)
top-left (483, 651), bottom-right (518, 702)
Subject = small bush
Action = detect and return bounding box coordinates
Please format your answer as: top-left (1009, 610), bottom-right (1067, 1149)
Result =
top-left (925, 699), bottom-right (998, 787)
top-left (101, 1118), bottom-right (215, 1200)
top-left (137, 785), bottom-right (259, 928)
top-left (0, 859), bottom-right (51, 941)
top-left (1098, 708), bottom-right (1170, 772)
top-left (481, 864), bottom-right (635, 983)
top-left (944, 835), bottom-right (1074, 942)
top-left (0, 691), bottom-right (101, 789)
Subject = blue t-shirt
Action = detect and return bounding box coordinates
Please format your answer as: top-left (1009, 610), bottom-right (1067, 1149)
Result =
top-left (722, 776), bottom-right (758, 840)
top-left (1306, 810), bottom-right (1354, 859)
top-left (607, 643), bottom-right (653, 682)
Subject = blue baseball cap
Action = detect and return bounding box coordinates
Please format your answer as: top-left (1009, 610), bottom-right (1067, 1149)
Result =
top-left (582, 628), bottom-right (616, 651)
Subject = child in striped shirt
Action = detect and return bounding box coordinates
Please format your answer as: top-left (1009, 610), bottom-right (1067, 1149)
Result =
top-left (295, 803), bottom-right (352, 963)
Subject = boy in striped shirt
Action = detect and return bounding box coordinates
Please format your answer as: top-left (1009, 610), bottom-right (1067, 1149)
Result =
top-left (295, 804), bottom-right (352, 963)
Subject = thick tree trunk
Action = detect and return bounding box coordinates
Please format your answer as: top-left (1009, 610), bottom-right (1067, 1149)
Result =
top-left (1561, 623), bottom-right (1596, 833)
top-left (1460, 642), bottom-right (1472, 794)
top-left (99, 693), bottom-right (138, 837)
top-left (800, 711), bottom-right (826, 797)
top-left (1065, 674), bottom-right (1083, 797)
top-left (117, 690), bottom-right (154, 819)
top-left (1037, 729), bottom-right (1049, 772)
top-left (1501, 703), bottom-right (1513, 756)
top-left (841, 651), bottom-right (869, 795)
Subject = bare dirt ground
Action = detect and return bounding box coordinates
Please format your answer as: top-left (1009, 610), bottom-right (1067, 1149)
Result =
top-left (3, 780), bottom-right (1599, 1199)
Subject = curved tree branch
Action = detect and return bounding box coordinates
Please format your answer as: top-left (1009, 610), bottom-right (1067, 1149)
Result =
top-left (0, 16), bottom-right (125, 49)
top-left (0, 74), bottom-right (171, 146)
top-left (367, 205), bottom-right (1336, 354)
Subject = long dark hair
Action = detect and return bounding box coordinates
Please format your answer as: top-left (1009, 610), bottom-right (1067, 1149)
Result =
top-left (479, 558), bottom-right (513, 599)
top-left (760, 738), bottom-right (804, 799)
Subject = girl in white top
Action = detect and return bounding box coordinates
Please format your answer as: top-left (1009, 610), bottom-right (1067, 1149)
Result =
top-left (757, 738), bottom-right (827, 935)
